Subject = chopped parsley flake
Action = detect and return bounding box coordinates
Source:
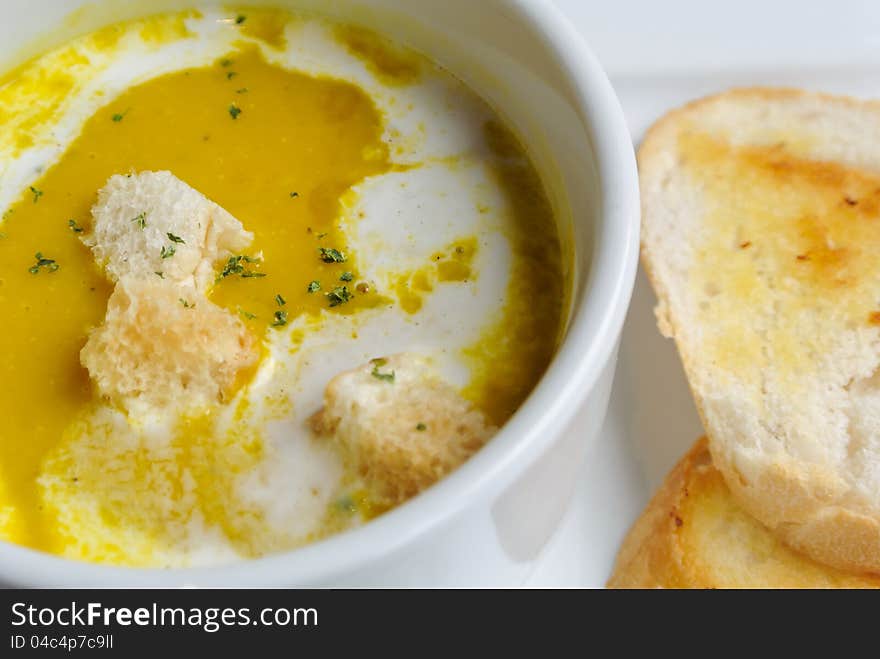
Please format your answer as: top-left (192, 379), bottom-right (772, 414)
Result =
top-left (228, 104), bottom-right (242, 120)
top-left (275, 293), bottom-right (286, 307)
top-left (238, 308), bottom-right (257, 320)
top-left (236, 14), bottom-right (246, 24)
top-left (307, 280), bottom-right (321, 293)
top-left (339, 271), bottom-right (354, 282)
top-left (318, 247), bottom-right (346, 263)
top-left (335, 495), bottom-right (357, 514)
top-left (29, 186), bottom-right (43, 203)
top-left (416, 423), bottom-right (427, 431)
top-left (272, 310), bottom-right (288, 327)
top-left (160, 245), bottom-right (176, 259)
top-left (220, 58), bottom-right (233, 67)
top-left (289, 191), bottom-right (299, 198)
top-left (28, 252), bottom-right (59, 274)
top-left (217, 254), bottom-right (263, 281)
top-left (370, 358), bottom-right (395, 383)
top-left (111, 109), bottom-right (129, 122)
top-left (226, 71), bottom-right (238, 80)
top-left (68, 219), bottom-right (84, 233)
top-left (179, 298), bottom-right (193, 308)
top-left (131, 212), bottom-right (147, 229)
top-left (166, 232), bottom-right (185, 244)
top-left (236, 88), bottom-right (249, 94)
top-left (154, 271), bottom-right (165, 279)
top-left (326, 285), bottom-right (353, 307)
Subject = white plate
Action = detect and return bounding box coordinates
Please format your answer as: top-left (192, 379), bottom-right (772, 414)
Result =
top-left (528, 0), bottom-right (880, 586)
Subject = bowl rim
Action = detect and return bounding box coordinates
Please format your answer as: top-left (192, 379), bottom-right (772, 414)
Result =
top-left (0, 0), bottom-right (640, 586)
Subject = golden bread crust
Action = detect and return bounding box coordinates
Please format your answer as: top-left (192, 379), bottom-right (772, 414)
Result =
top-left (608, 439), bottom-right (880, 588)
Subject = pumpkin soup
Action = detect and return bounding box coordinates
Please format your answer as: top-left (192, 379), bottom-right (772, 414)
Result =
top-left (0, 8), bottom-right (565, 566)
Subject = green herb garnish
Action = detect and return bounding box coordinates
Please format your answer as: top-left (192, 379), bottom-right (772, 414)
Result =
top-left (226, 71), bottom-right (237, 80)
top-left (179, 298), bottom-right (193, 308)
top-left (236, 88), bottom-right (249, 94)
top-left (160, 245), bottom-right (176, 259)
top-left (275, 293), bottom-right (286, 307)
top-left (235, 14), bottom-right (246, 24)
top-left (68, 219), bottom-right (84, 233)
top-left (29, 186), bottom-right (43, 203)
top-left (326, 285), bottom-right (353, 307)
top-left (220, 58), bottom-right (233, 67)
top-left (290, 191), bottom-right (299, 198)
top-left (228, 104), bottom-right (242, 120)
top-left (111, 109), bottom-right (129, 122)
top-left (166, 232), bottom-right (185, 244)
top-left (370, 358), bottom-right (395, 383)
top-left (217, 254), bottom-right (263, 280)
top-left (131, 212), bottom-right (147, 229)
top-left (307, 280), bottom-right (320, 293)
top-left (339, 271), bottom-right (353, 282)
top-left (416, 423), bottom-right (427, 431)
top-left (238, 308), bottom-right (257, 320)
top-left (28, 252), bottom-right (59, 274)
top-left (272, 310), bottom-right (288, 327)
top-left (154, 271), bottom-right (164, 279)
top-left (335, 495), bottom-right (357, 514)
top-left (318, 247), bottom-right (346, 263)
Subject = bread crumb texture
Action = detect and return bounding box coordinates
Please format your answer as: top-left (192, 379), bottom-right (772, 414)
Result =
top-left (81, 277), bottom-right (257, 410)
top-left (311, 354), bottom-right (496, 510)
top-left (87, 171), bottom-right (253, 292)
top-left (81, 172), bottom-right (258, 411)
top-left (639, 88), bottom-right (880, 572)
top-left (608, 438), bottom-right (880, 588)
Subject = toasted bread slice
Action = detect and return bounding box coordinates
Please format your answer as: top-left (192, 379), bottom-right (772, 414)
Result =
top-left (640, 88), bottom-right (880, 572)
top-left (87, 171), bottom-right (253, 292)
top-left (608, 439), bottom-right (880, 588)
top-left (311, 354), bottom-right (496, 510)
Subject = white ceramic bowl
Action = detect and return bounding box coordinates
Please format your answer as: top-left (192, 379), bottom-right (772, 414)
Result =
top-left (0, 0), bottom-right (638, 586)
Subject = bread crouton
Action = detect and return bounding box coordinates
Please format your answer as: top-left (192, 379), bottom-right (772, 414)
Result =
top-left (311, 354), bottom-right (496, 510)
top-left (608, 439), bottom-right (880, 589)
top-left (87, 171), bottom-right (253, 292)
top-left (81, 278), bottom-right (257, 410)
